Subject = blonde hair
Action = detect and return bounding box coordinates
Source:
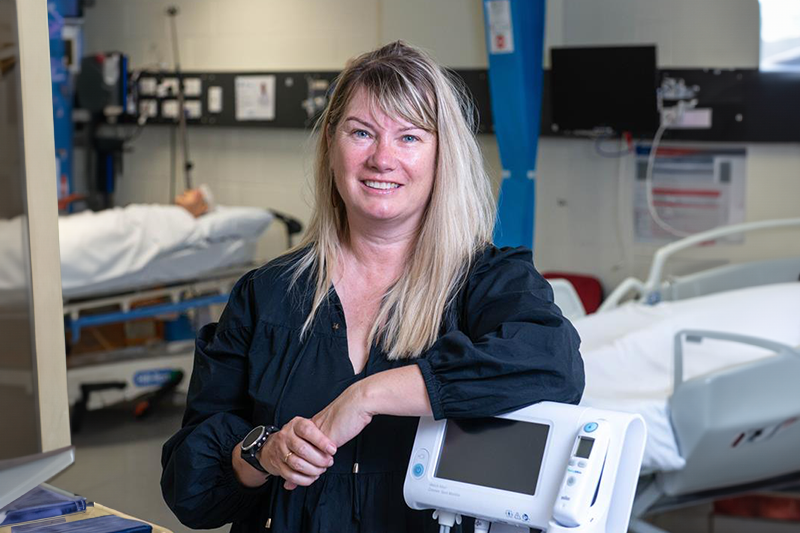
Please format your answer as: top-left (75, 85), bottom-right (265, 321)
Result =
top-left (290, 41), bottom-right (495, 359)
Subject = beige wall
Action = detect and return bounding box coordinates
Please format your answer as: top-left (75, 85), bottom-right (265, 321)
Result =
top-left (83, 0), bottom-right (800, 291)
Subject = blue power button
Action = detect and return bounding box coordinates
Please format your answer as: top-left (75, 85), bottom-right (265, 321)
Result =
top-left (584, 422), bottom-right (598, 433)
top-left (412, 463), bottom-right (425, 478)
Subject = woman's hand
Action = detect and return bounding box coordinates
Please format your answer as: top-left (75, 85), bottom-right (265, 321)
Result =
top-left (260, 417), bottom-right (338, 490)
top-left (312, 383), bottom-right (373, 449)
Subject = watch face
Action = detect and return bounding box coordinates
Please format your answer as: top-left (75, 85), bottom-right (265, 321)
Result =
top-left (242, 426), bottom-right (265, 450)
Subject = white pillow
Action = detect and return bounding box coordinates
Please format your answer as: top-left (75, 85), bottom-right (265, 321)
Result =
top-left (196, 206), bottom-right (274, 242)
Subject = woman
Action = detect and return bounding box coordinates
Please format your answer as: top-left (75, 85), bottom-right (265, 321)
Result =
top-left (161, 41), bottom-right (583, 532)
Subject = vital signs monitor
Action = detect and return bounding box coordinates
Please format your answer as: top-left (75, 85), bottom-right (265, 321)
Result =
top-left (404, 402), bottom-right (646, 533)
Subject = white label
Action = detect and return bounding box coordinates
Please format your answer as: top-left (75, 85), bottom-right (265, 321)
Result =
top-left (208, 86), bottom-right (223, 113)
top-left (235, 75), bottom-right (276, 121)
top-left (183, 78), bottom-right (203, 97)
top-left (103, 54), bottom-right (120, 85)
top-left (161, 99), bottom-right (179, 119)
top-left (183, 100), bottom-right (202, 119)
top-left (139, 77), bottom-right (157, 96)
top-left (487, 0), bottom-right (514, 54)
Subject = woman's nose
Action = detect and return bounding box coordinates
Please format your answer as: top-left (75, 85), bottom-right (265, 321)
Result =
top-left (367, 138), bottom-right (396, 173)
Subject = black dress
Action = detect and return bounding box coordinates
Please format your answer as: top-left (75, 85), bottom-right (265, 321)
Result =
top-left (161, 245), bottom-right (584, 532)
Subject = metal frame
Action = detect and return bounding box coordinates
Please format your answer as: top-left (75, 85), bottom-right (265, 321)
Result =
top-left (63, 266), bottom-right (244, 341)
top-left (599, 218), bottom-right (800, 312)
top-left (627, 331), bottom-right (800, 533)
top-left (588, 219), bottom-right (800, 531)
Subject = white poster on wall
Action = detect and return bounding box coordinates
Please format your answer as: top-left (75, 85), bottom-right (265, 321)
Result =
top-left (235, 75), bottom-right (276, 121)
top-left (633, 147), bottom-right (747, 243)
top-left (486, 0), bottom-right (515, 54)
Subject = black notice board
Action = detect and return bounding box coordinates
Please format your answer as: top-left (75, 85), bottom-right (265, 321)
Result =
top-left (136, 67), bottom-right (800, 142)
top-left (136, 69), bottom-right (493, 133)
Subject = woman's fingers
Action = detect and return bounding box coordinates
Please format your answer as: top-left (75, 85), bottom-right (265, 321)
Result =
top-left (283, 445), bottom-right (328, 476)
top-left (295, 417), bottom-right (338, 457)
top-left (279, 461), bottom-right (318, 487)
top-left (288, 419), bottom-right (336, 468)
top-left (261, 417), bottom-right (339, 490)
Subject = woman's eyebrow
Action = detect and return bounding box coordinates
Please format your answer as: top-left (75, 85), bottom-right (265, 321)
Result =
top-left (343, 116), bottom-right (422, 132)
top-left (343, 117), bottom-right (375, 129)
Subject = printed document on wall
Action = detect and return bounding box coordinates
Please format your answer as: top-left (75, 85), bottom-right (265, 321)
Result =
top-left (235, 75), bottom-right (276, 121)
top-left (633, 147), bottom-right (746, 243)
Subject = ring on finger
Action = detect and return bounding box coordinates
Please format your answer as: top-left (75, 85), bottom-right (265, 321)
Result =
top-left (283, 451), bottom-right (294, 464)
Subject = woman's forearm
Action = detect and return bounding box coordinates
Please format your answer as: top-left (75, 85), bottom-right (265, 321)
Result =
top-left (360, 365), bottom-right (433, 417)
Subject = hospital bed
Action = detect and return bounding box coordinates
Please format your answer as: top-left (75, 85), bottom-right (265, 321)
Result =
top-left (57, 206), bottom-right (303, 428)
top-left (566, 218), bottom-right (800, 533)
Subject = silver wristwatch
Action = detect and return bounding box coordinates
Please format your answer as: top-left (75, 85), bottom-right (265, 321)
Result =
top-left (240, 425), bottom-right (279, 474)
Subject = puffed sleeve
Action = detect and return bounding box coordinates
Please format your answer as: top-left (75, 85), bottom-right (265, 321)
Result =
top-left (161, 270), bottom-right (269, 529)
top-left (416, 246), bottom-right (584, 420)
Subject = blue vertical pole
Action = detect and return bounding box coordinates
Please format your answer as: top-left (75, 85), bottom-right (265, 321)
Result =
top-left (48, 1), bottom-right (72, 205)
top-left (482, 0), bottom-right (546, 253)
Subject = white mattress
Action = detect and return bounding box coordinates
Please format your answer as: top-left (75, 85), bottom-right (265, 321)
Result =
top-left (0, 205), bottom-right (273, 299)
top-left (61, 238), bottom-right (257, 299)
top-left (574, 282), bottom-right (800, 472)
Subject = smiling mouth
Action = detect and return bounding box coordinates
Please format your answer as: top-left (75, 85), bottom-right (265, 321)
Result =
top-left (362, 180), bottom-right (401, 190)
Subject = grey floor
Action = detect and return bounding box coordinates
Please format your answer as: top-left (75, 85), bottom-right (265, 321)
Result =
top-left (45, 399), bottom-right (780, 533)
top-left (49, 399), bottom-right (227, 533)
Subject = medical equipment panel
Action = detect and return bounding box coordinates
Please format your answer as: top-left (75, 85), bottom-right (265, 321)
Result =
top-left (404, 402), bottom-right (646, 533)
top-left (553, 421), bottom-right (611, 527)
top-left (435, 417), bottom-right (549, 496)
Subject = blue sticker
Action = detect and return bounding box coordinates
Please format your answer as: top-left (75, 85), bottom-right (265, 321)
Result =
top-left (133, 369), bottom-right (174, 388)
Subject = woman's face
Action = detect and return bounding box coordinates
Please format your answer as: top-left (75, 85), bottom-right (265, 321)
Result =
top-left (329, 88), bottom-right (437, 233)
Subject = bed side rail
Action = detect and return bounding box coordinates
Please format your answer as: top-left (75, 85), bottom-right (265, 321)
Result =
top-left (597, 277), bottom-right (646, 312)
top-left (644, 218), bottom-right (800, 304)
top-left (662, 329), bottom-right (800, 496)
top-left (599, 218), bottom-right (800, 312)
top-left (672, 329), bottom-right (798, 391)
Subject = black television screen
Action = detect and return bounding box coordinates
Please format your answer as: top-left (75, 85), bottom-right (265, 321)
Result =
top-left (550, 45), bottom-right (659, 135)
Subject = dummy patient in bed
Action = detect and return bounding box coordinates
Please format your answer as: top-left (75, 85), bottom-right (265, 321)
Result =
top-left (0, 186), bottom-right (274, 295)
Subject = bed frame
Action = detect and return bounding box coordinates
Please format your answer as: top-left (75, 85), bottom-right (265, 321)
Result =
top-left (628, 330), bottom-right (800, 533)
top-left (590, 219), bottom-right (800, 532)
top-left (62, 210), bottom-right (303, 428)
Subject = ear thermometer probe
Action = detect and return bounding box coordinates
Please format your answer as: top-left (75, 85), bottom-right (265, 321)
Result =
top-left (553, 420), bottom-right (611, 527)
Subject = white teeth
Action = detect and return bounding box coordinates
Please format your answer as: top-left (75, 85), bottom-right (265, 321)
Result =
top-left (364, 180), bottom-right (400, 190)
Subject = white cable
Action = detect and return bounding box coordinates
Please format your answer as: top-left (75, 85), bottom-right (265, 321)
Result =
top-left (432, 510), bottom-right (460, 533)
top-left (644, 119), bottom-right (694, 238)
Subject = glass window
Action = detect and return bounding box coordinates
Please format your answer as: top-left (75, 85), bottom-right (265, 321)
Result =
top-left (759, 0), bottom-right (800, 71)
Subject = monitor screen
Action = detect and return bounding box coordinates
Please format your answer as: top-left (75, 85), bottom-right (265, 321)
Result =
top-left (550, 45), bottom-right (659, 135)
top-left (575, 437), bottom-right (594, 459)
top-left (435, 418), bottom-right (550, 496)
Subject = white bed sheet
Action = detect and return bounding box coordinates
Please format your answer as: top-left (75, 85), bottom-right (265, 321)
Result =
top-left (0, 205), bottom-right (273, 298)
top-left (574, 282), bottom-right (800, 472)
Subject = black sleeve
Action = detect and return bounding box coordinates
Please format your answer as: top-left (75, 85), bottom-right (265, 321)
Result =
top-left (416, 247), bottom-right (584, 420)
top-left (161, 270), bottom-right (269, 529)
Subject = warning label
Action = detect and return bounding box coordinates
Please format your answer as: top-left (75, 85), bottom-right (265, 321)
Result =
top-left (487, 0), bottom-right (515, 54)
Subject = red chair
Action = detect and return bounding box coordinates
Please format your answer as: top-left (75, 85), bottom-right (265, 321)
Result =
top-left (543, 272), bottom-right (604, 315)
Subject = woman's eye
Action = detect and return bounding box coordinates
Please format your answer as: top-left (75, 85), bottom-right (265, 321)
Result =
top-left (353, 129), bottom-right (370, 139)
top-left (401, 134), bottom-right (419, 143)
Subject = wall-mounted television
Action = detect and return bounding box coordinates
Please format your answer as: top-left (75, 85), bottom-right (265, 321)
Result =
top-left (550, 45), bottom-right (659, 135)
